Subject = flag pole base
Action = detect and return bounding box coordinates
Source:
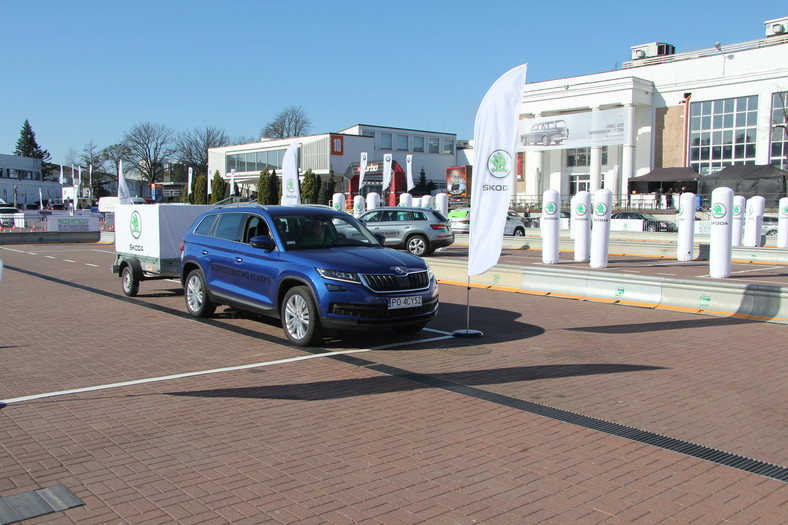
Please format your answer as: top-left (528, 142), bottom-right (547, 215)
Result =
top-left (452, 329), bottom-right (483, 338)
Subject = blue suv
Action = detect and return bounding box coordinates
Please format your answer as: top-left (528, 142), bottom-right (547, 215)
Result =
top-left (180, 204), bottom-right (439, 346)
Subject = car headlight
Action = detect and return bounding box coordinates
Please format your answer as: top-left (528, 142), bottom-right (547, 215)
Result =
top-left (316, 268), bottom-right (361, 284)
top-left (427, 267), bottom-right (435, 282)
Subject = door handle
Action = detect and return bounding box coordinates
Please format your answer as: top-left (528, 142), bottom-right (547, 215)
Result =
top-left (201, 250), bottom-right (208, 255)
top-left (234, 257), bottom-right (243, 263)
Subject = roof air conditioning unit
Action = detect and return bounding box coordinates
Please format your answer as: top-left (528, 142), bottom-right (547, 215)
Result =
top-left (765, 17), bottom-right (788, 37)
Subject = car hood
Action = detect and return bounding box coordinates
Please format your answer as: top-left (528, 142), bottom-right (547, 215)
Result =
top-left (290, 247), bottom-right (428, 274)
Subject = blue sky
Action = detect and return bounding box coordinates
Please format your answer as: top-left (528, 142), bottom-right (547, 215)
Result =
top-left (2, 1), bottom-right (786, 165)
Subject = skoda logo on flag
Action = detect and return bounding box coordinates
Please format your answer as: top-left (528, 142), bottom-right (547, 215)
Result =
top-left (287, 179), bottom-right (295, 193)
top-left (130, 211), bottom-right (142, 239)
top-left (487, 150), bottom-right (512, 179)
top-left (733, 204), bottom-right (743, 217)
top-left (544, 202), bottom-right (557, 215)
top-left (575, 203), bottom-right (587, 216)
top-left (711, 203), bottom-right (727, 219)
top-left (594, 202), bottom-right (607, 216)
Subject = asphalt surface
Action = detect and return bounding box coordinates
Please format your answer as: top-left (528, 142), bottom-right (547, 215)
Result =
top-left (0, 242), bottom-right (786, 523)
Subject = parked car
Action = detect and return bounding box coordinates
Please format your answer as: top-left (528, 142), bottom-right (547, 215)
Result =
top-left (521, 119), bottom-right (569, 146)
top-left (761, 216), bottom-right (778, 236)
top-left (0, 206), bottom-right (19, 227)
top-left (610, 211), bottom-right (677, 232)
top-left (358, 206), bottom-right (454, 256)
top-left (529, 210), bottom-right (569, 229)
top-left (180, 204), bottom-right (439, 346)
top-left (447, 208), bottom-right (525, 236)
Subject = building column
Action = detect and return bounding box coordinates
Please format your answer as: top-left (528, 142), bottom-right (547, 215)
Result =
top-left (590, 108), bottom-right (602, 193)
top-left (527, 150), bottom-right (544, 203)
top-left (622, 103), bottom-right (636, 207)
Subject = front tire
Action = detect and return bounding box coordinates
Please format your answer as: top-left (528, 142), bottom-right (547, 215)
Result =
top-left (282, 286), bottom-right (323, 347)
top-left (406, 235), bottom-right (428, 256)
top-left (185, 269), bottom-right (216, 318)
top-left (121, 265), bottom-right (139, 297)
top-left (513, 227), bottom-right (525, 237)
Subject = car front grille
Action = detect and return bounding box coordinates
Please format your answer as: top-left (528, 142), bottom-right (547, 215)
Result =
top-left (330, 296), bottom-right (438, 319)
top-left (363, 271), bottom-right (429, 292)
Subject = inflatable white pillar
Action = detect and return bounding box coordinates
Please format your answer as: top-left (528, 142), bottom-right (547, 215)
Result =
top-left (352, 195), bottom-right (365, 218)
top-left (399, 193), bottom-right (412, 207)
top-left (366, 192), bottom-right (380, 211)
top-left (421, 195), bottom-right (433, 209)
top-left (541, 189), bottom-right (560, 264)
top-left (569, 195), bottom-right (576, 240)
top-left (590, 189), bottom-right (612, 269)
top-left (778, 197), bottom-right (788, 249)
top-left (743, 196), bottom-right (765, 247)
top-left (435, 193), bottom-right (449, 216)
top-left (677, 192), bottom-right (696, 262)
top-left (332, 193), bottom-right (346, 213)
top-left (709, 187), bottom-right (733, 278)
top-left (731, 195), bottom-right (745, 246)
top-left (573, 191), bottom-right (591, 263)
top-left (411, 196), bottom-right (422, 208)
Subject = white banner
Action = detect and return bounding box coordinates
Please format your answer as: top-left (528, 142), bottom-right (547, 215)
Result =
top-left (59, 165), bottom-right (64, 185)
top-left (281, 141), bottom-right (301, 205)
top-left (187, 167), bottom-right (193, 195)
top-left (406, 155), bottom-right (414, 191)
top-left (517, 106), bottom-right (630, 152)
top-left (207, 170), bottom-right (212, 196)
top-left (382, 153), bottom-right (393, 192)
top-left (230, 169), bottom-right (236, 196)
top-left (358, 152), bottom-right (368, 190)
top-left (118, 160), bottom-right (132, 204)
top-left (468, 64), bottom-right (528, 276)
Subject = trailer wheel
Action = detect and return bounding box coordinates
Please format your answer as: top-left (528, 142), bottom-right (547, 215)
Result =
top-left (121, 265), bottom-right (140, 297)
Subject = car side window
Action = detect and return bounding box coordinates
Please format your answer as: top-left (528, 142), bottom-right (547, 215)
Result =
top-left (412, 211), bottom-right (428, 221)
top-left (194, 215), bottom-right (218, 236)
top-left (363, 211), bottom-right (383, 223)
top-left (244, 215), bottom-right (270, 243)
top-left (213, 213), bottom-right (245, 241)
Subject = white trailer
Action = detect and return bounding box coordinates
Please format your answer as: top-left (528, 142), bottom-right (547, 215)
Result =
top-left (112, 204), bottom-right (214, 296)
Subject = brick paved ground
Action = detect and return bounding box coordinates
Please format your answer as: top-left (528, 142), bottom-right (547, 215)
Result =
top-left (0, 243), bottom-right (786, 523)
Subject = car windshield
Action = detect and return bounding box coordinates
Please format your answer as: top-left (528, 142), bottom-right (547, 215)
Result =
top-left (272, 213), bottom-right (380, 250)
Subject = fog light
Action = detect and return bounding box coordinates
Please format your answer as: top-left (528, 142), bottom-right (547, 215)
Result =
top-left (325, 283), bottom-right (347, 292)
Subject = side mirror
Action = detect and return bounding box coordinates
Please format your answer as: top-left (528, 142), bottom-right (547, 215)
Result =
top-left (374, 233), bottom-right (386, 244)
top-left (250, 235), bottom-right (275, 252)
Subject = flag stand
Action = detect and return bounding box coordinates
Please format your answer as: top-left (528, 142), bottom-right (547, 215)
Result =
top-left (452, 276), bottom-right (483, 338)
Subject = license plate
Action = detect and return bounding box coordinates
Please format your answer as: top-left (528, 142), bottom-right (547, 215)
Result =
top-left (388, 296), bottom-right (422, 309)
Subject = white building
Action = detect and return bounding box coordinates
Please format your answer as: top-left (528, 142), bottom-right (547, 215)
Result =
top-left (0, 154), bottom-right (61, 207)
top-left (207, 124), bottom-right (458, 200)
top-left (516, 16), bottom-right (788, 205)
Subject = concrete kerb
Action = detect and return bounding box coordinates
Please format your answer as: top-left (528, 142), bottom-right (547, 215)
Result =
top-left (427, 259), bottom-right (788, 324)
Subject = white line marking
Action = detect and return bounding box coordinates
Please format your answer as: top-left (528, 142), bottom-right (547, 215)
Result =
top-left (656, 272), bottom-right (676, 276)
top-left (85, 263), bottom-right (99, 267)
top-left (63, 259), bottom-right (76, 263)
top-left (730, 266), bottom-right (783, 275)
top-left (45, 256), bottom-right (56, 259)
top-left (0, 335), bottom-right (456, 405)
top-left (27, 253), bottom-right (38, 256)
top-left (0, 247), bottom-right (26, 253)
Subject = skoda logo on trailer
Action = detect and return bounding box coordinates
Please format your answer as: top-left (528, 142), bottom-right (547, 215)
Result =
top-left (130, 210), bottom-right (142, 239)
top-left (575, 203), bottom-right (587, 216)
top-left (544, 202), bottom-right (557, 215)
top-left (711, 203), bottom-right (727, 219)
top-left (594, 202), bottom-right (607, 216)
top-left (487, 150), bottom-right (512, 179)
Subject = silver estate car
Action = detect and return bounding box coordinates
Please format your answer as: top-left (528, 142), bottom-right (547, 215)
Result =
top-left (359, 206), bottom-right (454, 256)
top-left (448, 208), bottom-right (526, 236)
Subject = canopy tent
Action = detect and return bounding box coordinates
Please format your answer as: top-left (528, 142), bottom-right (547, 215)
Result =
top-left (697, 165), bottom-right (787, 207)
top-left (628, 167), bottom-right (699, 195)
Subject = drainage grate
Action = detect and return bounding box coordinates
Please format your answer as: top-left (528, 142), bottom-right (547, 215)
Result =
top-left (321, 351), bottom-right (788, 484)
top-left (0, 484), bottom-right (83, 524)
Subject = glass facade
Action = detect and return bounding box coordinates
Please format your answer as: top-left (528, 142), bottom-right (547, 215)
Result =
top-left (770, 91), bottom-right (788, 170)
top-left (689, 95), bottom-right (758, 175)
top-left (566, 147), bottom-right (607, 167)
top-left (226, 149), bottom-right (287, 173)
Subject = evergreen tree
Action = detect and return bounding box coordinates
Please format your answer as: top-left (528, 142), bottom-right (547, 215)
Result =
top-left (301, 169), bottom-right (318, 204)
top-left (193, 175), bottom-right (208, 204)
top-left (14, 120), bottom-right (52, 175)
top-left (268, 169), bottom-right (280, 204)
top-left (209, 171), bottom-right (225, 204)
top-left (257, 169), bottom-right (271, 204)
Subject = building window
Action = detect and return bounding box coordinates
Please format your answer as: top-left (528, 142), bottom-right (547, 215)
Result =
top-left (380, 133), bottom-right (392, 150)
top-left (397, 135), bottom-right (409, 151)
top-left (770, 92), bottom-right (788, 170)
top-left (413, 136), bottom-right (425, 153)
top-left (442, 139), bottom-right (454, 155)
top-left (428, 137), bottom-right (440, 154)
top-left (689, 95), bottom-right (758, 175)
top-left (566, 147), bottom-right (607, 167)
top-left (361, 129), bottom-right (375, 138)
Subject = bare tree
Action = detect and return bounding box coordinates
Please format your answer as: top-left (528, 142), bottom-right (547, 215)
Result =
top-left (80, 140), bottom-right (105, 173)
top-left (101, 143), bottom-right (132, 176)
top-left (176, 125), bottom-right (232, 174)
top-left (122, 122), bottom-right (177, 184)
top-left (261, 105), bottom-right (312, 138)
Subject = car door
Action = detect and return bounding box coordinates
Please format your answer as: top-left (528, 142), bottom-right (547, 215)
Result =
top-left (222, 214), bottom-right (279, 310)
top-left (200, 212), bottom-right (246, 297)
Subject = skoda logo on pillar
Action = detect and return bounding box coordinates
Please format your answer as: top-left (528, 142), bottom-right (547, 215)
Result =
top-left (733, 204), bottom-right (743, 217)
top-left (594, 202), bottom-right (607, 216)
top-left (781, 205), bottom-right (788, 217)
top-left (711, 203), bottom-right (727, 219)
top-left (575, 203), bottom-right (587, 216)
top-left (544, 202), bottom-right (557, 215)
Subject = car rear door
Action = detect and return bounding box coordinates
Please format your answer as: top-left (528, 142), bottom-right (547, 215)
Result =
top-left (222, 214), bottom-right (279, 310)
top-left (200, 212), bottom-right (245, 297)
